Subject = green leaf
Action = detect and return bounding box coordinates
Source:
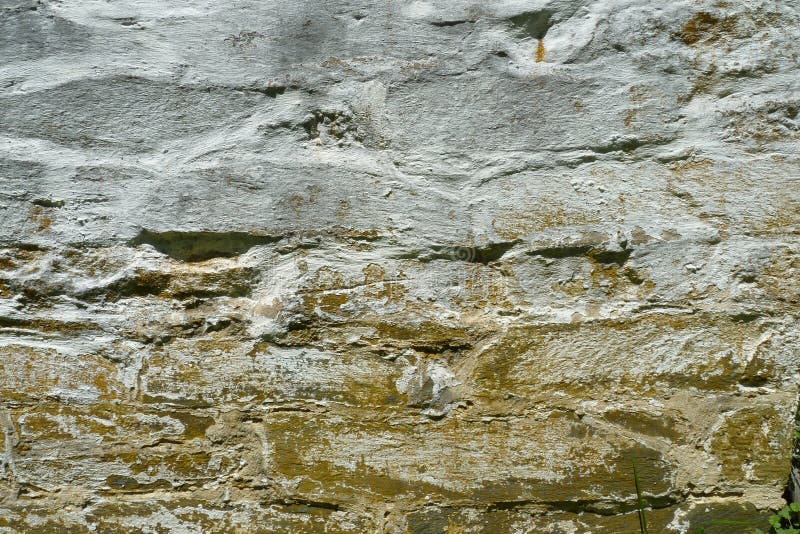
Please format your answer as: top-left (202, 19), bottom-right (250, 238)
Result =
top-left (791, 502), bottom-right (800, 512)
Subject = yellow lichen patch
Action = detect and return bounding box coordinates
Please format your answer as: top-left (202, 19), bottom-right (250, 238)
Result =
top-left (328, 226), bottom-right (381, 242)
top-left (336, 199), bottom-right (351, 220)
top-left (0, 316), bottom-right (101, 335)
top-left (589, 260), bottom-right (620, 288)
top-left (303, 290), bottom-right (350, 315)
top-left (288, 194), bottom-right (305, 213)
top-left (103, 475), bottom-right (172, 493)
top-left (678, 10), bottom-right (782, 47)
top-left (86, 499), bottom-right (371, 533)
top-left (17, 403), bottom-right (214, 444)
top-left (362, 263), bottom-right (385, 284)
top-left (624, 86), bottom-right (646, 126)
top-left (677, 62), bottom-right (719, 104)
top-left (629, 85), bottom-right (647, 105)
top-left (470, 312), bottom-right (776, 403)
top-left (450, 267), bottom-right (517, 313)
top-left (28, 206), bottom-right (53, 232)
top-left (365, 320), bottom-right (474, 352)
top-left (750, 199), bottom-right (800, 235)
top-left (623, 108), bottom-right (637, 128)
top-left (678, 12), bottom-right (736, 46)
top-left (550, 277), bottom-right (587, 297)
top-left (109, 267), bottom-right (171, 299)
top-left (492, 203), bottom-right (597, 240)
top-left (0, 257), bottom-right (15, 272)
top-left (722, 102), bottom-right (800, 145)
top-left (630, 226), bottom-right (654, 245)
top-left (680, 12), bottom-right (722, 45)
top-left (0, 247), bottom-right (46, 271)
top-left (301, 263), bottom-right (410, 317)
top-left (400, 58), bottom-right (441, 77)
top-left (710, 405), bottom-right (791, 485)
top-left (600, 409), bottom-right (682, 441)
top-left (164, 263), bottom-right (256, 299)
top-left (407, 504), bottom-right (704, 534)
top-left (262, 409), bottom-right (674, 506)
top-left (166, 411), bottom-right (215, 440)
top-left (363, 281), bottom-right (407, 304)
top-left (665, 157), bottom-right (739, 217)
top-left (308, 266), bottom-right (345, 291)
top-left (546, 255), bottom-right (653, 301)
top-left (17, 410), bottom-right (73, 441)
top-left (106, 449), bottom-right (224, 482)
top-left (0, 345), bottom-right (126, 402)
top-left (359, 263), bottom-right (407, 303)
top-left (142, 338), bottom-right (404, 408)
top-left (535, 38), bottom-right (545, 62)
top-left (668, 157), bottom-right (715, 175)
top-left (757, 248), bottom-right (800, 305)
top-left (287, 186), bottom-right (321, 215)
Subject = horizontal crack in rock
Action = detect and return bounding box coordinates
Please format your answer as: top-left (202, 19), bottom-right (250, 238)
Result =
top-left (130, 229), bottom-right (280, 262)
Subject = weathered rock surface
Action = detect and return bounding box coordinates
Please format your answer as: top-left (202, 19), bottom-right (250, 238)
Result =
top-left (1, 0), bottom-right (800, 531)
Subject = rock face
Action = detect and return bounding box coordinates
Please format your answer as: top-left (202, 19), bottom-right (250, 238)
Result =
top-left (1, 0), bottom-right (800, 531)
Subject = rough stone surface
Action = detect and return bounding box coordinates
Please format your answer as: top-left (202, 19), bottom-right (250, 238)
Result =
top-left (1, 0), bottom-right (800, 532)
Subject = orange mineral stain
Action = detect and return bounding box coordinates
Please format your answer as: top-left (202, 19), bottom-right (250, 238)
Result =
top-left (535, 38), bottom-right (545, 62)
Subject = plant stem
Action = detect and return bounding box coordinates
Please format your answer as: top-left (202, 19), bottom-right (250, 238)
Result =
top-left (633, 460), bottom-right (649, 534)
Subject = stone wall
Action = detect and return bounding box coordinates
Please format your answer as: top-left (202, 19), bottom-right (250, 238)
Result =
top-left (1, 0), bottom-right (800, 531)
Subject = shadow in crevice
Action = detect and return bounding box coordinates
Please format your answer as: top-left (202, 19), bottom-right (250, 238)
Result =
top-left (786, 400), bottom-right (800, 504)
top-left (130, 229), bottom-right (279, 262)
top-left (508, 10), bottom-right (554, 40)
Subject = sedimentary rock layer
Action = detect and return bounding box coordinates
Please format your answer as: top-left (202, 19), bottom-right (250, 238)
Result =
top-left (1, 0), bottom-right (799, 531)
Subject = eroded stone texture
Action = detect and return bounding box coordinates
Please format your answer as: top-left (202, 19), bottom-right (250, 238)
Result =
top-left (1, 0), bottom-right (800, 532)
